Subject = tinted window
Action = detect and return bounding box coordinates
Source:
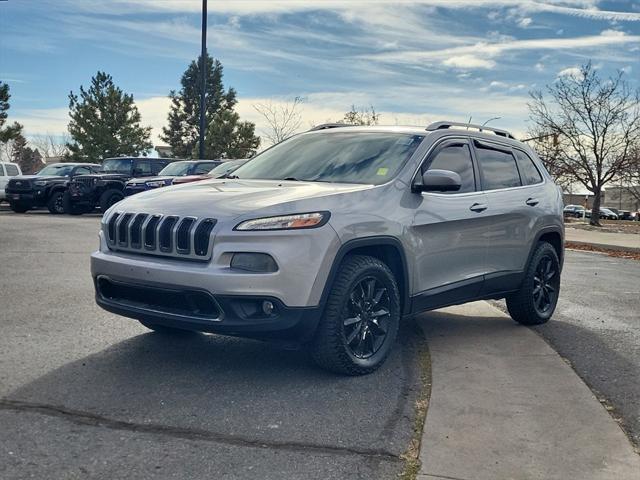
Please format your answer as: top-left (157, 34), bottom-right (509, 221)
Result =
top-left (194, 162), bottom-right (218, 174)
top-left (74, 167), bottom-right (92, 175)
top-left (424, 142), bottom-right (476, 194)
top-left (135, 160), bottom-right (152, 176)
top-left (151, 161), bottom-right (168, 175)
top-left (102, 159), bottom-right (132, 174)
top-left (5, 164), bottom-right (20, 176)
top-left (233, 132), bottom-right (425, 185)
top-left (475, 142), bottom-right (521, 190)
top-left (514, 150), bottom-right (543, 185)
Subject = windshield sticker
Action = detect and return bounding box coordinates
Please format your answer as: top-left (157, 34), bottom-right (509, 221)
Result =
top-left (376, 167), bottom-right (389, 176)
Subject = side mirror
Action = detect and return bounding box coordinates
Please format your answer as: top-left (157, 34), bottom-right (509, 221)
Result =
top-left (413, 169), bottom-right (462, 193)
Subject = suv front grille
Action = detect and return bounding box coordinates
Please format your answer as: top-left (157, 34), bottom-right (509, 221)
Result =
top-left (105, 212), bottom-right (217, 260)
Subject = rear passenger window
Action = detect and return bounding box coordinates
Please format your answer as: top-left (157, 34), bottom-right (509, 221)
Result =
top-left (474, 142), bottom-right (521, 190)
top-left (425, 142), bottom-right (476, 194)
top-left (194, 163), bottom-right (215, 174)
top-left (5, 164), bottom-right (19, 176)
top-left (514, 150), bottom-right (543, 185)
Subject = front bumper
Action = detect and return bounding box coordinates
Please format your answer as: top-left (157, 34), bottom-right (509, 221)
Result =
top-left (94, 275), bottom-right (322, 341)
top-left (4, 190), bottom-right (47, 206)
top-left (91, 223), bottom-right (340, 340)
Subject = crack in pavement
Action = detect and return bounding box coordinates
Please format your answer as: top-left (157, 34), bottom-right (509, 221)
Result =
top-left (0, 398), bottom-right (401, 462)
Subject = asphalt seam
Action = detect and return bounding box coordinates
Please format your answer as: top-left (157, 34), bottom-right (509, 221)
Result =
top-left (0, 398), bottom-right (402, 461)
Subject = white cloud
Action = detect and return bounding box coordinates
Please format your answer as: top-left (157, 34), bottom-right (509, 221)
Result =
top-left (518, 17), bottom-right (533, 27)
top-left (443, 55), bottom-right (497, 69)
top-left (557, 66), bottom-right (583, 78)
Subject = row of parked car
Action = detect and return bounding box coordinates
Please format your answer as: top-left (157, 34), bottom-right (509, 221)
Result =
top-left (0, 157), bottom-right (247, 215)
top-left (563, 204), bottom-right (639, 221)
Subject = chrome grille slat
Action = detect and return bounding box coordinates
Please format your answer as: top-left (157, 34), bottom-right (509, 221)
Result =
top-left (104, 211), bottom-right (215, 261)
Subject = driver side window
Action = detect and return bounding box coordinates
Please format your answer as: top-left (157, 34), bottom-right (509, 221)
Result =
top-left (423, 142), bottom-right (476, 194)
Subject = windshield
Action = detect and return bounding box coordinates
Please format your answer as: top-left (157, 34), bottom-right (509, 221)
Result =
top-left (209, 160), bottom-right (247, 177)
top-left (232, 132), bottom-right (424, 185)
top-left (101, 158), bottom-right (132, 174)
top-left (158, 162), bottom-right (193, 176)
top-left (37, 164), bottom-right (76, 176)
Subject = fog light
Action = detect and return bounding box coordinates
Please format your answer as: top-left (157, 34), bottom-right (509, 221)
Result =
top-left (231, 253), bottom-right (278, 273)
top-left (262, 300), bottom-right (275, 315)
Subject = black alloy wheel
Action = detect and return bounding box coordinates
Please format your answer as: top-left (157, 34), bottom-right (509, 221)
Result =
top-left (343, 276), bottom-right (391, 359)
top-left (532, 255), bottom-right (559, 315)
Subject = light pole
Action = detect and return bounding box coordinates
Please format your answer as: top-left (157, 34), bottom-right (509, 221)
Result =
top-left (198, 0), bottom-right (208, 160)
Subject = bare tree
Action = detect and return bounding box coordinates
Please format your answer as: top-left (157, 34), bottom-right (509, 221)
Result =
top-left (528, 62), bottom-right (640, 226)
top-left (340, 105), bottom-right (380, 126)
top-left (253, 97), bottom-right (304, 146)
top-left (30, 133), bottom-right (70, 160)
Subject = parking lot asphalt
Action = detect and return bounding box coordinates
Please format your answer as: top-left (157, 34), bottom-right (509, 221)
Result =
top-left (494, 250), bottom-right (640, 447)
top-left (0, 209), bottom-right (427, 479)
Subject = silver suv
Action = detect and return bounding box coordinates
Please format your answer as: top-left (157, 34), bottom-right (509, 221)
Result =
top-left (91, 122), bottom-right (564, 375)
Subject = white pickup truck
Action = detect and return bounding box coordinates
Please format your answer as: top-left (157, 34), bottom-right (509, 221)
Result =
top-left (0, 162), bottom-right (23, 202)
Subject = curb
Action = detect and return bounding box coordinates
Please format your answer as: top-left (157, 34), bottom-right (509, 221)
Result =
top-left (565, 240), bottom-right (640, 254)
top-left (416, 301), bottom-right (640, 480)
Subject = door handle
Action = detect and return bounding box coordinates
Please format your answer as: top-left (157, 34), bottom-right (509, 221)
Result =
top-left (469, 203), bottom-right (488, 213)
top-left (525, 197), bottom-right (539, 207)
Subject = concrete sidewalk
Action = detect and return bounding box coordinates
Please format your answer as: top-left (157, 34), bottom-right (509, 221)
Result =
top-left (417, 302), bottom-right (640, 480)
top-left (565, 227), bottom-right (640, 252)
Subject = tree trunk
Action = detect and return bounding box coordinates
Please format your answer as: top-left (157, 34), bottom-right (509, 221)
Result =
top-left (590, 188), bottom-right (602, 226)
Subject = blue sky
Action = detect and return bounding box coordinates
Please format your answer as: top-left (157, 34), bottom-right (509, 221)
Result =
top-left (1, 0), bottom-right (639, 146)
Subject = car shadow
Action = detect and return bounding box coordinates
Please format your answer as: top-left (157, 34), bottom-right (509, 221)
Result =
top-left (5, 321), bottom-right (425, 455)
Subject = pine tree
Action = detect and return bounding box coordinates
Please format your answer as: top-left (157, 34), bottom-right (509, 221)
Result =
top-left (11, 134), bottom-right (44, 174)
top-left (0, 81), bottom-right (23, 144)
top-left (161, 54), bottom-right (239, 158)
top-left (200, 110), bottom-right (260, 159)
top-left (66, 71), bottom-right (152, 163)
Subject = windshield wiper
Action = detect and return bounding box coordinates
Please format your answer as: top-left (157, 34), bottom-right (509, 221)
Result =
top-left (226, 174), bottom-right (240, 179)
top-left (282, 177), bottom-right (300, 181)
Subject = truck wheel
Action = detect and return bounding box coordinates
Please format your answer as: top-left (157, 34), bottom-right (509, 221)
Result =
top-left (62, 191), bottom-right (85, 215)
top-left (9, 203), bottom-right (29, 213)
top-left (311, 255), bottom-right (400, 376)
top-left (47, 191), bottom-right (65, 214)
top-left (99, 189), bottom-right (124, 211)
top-left (506, 241), bottom-right (560, 326)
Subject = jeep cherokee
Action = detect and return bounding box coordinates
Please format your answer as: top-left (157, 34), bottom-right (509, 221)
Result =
top-left (91, 122), bottom-right (564, 375)
top-left (66, 157), bottom-right (171, 214)
top-left (6, 163), bottom-right (100, 214)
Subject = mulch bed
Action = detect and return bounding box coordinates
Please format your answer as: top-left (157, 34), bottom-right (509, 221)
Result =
top-left (565, 242), bottom-right (640, 261)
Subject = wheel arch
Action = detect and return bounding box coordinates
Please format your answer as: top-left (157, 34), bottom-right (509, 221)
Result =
top-left (319, 236), bottom-right (411, 315)
top-left (530, 227), bottom-right (564, 271)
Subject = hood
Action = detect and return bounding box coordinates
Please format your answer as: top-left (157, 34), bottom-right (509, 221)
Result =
top-left (115, 178), bottom-right (372, 221)
top-left (11, 175), bottom-right (66, 182)
top-left (74, 173), bottom-right (129, 181)
top-left (127, 176), bottom-right (173, 185)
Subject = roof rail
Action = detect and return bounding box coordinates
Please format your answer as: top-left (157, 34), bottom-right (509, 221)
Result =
top-left (426, 121), bottom-right (515, 140)
top-left (309, 123), bottom-right (354, 131)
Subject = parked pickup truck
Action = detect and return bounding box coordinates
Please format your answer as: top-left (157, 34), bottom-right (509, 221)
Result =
top-left (5, 163), bottom-right (100, 214)
top-left (65, 157), bottom-right (171, 214)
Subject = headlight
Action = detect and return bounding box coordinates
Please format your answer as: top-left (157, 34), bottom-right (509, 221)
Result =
top-left (145, 181), bottom-right (166, 188)
top-left (234, 212), bottom-right (330, 231)
top-left (34, 180), bottom-right (48, 186)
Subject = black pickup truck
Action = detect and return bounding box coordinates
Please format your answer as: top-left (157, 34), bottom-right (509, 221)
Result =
top-left (5, 163), bottom-right (101, 214)
top-left (65, 157), bottom-right (171, 215)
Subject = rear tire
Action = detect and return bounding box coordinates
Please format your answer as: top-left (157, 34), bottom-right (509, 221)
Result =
top-left (311, 255), bottom-right (400, 375)
top-left (506, 241), bottom-right (560, 326)
top-left (47, 191), bottom-right (65, 214)
top-left (9, 203), bottom-right (29, 213)
top-left (99, 189), bottom-right (124, 212)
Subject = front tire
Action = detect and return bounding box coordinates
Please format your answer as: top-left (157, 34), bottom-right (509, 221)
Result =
top-left (62, 191), bottom-right (85, 215)
top-left (506, 241), bottom-right (561, 326)
top-left (47, 191), bottom-right (65, 214)
top-left (311, 255), bottom-right (400, 375)
top-left (99, 189), bottom-right (124, 212)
